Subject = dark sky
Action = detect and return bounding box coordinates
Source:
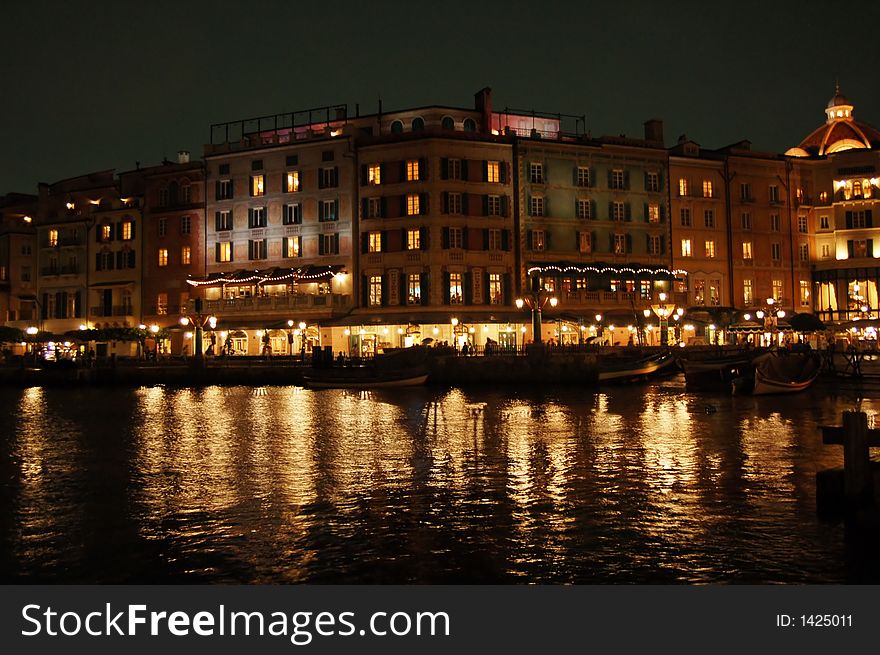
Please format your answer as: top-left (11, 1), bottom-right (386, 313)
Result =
top-left (2, 0), bottom-right (878, 194)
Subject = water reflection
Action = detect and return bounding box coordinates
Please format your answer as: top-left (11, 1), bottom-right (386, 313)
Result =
top-left (1, 380), bottom-right (879, 583)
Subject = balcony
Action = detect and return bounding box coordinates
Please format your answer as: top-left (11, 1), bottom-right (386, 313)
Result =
top-left (41, 265), bottom-right (81, 276)
top-left (91, 305), bottom-right (134, 317)
top-left (193, 294), bottom-right (351, 315)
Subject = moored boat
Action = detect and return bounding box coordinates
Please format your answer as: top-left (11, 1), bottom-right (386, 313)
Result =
top-left (302, 368), bottom-right (428, 389)
top-left (598, 351), bottom-right (677, 382)
top-left (733, 351), bottom-right (820, 395)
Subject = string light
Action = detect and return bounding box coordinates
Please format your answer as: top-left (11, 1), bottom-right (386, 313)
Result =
top-left (187, 265), bottom-right (346, 287)
top-left (526, 265), bottom-right (687, 277)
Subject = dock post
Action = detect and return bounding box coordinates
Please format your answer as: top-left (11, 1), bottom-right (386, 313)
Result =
top-left (842, 411), bottom-right (872, 506)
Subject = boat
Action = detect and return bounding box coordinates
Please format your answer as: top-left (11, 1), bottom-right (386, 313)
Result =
top-left (302, 368), bottom-right (428, 389)
top-left (598, 351), bottom-right (677, 382)
top-left (732, 351), bottom-right (820, 395)
top-left (681, 349), bottom-right (761, 389)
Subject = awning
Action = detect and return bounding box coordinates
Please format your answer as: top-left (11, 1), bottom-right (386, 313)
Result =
top-left (728, 321), bottom-right (763, 333)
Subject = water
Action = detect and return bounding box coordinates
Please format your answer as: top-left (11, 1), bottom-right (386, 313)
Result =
top-left (1, 379), bottom-right (878, 583)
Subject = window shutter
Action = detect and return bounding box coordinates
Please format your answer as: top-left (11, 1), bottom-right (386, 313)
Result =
top-left (215, 243), bottom-right (221, 262)
top-left (625, 203), bottom-right (632, 222)
top-left (215, 180), bottom-right (221, 200)
top-left (440, 158), bottom-right (448, 180)
top-left (419, 192), bottom-right (427, 215)
top-left (462, 229), bottom-right (469, 250)
top-left (320, 236), bottom-right (327, 256)
top-left (380, 274), bottom-right (387, 306)
top-left (130, 221), bottom-right (136, 239)
top-left (400, 195), bottom-right (406, 216)
top-left (501, 195), bottom-right (509, 217)
top-left (248, 240), bottom-right (254, 259)
top-left (400, 228), bottom-right (407, 249)
top-left (116, 251), bottom-right (123, 268)
top-left (644, 171), bottom-right (649, 190)
top-left (546, 231), bottom-right (552, 250)
top-left (660, 236), bottom-right (666, 255)
top-left (380, 232), bottom-right (387, 252)
top-left (95, 253), bottom-right (101, 270)
top-left (418, 158), bottom-right (426, 181)
top-left (247, 208), bottom-right (253, 228)
top-left (361, 198), bottom-right (368, 219)
top-left (502, 229), bottom-right (510, 251)
top-left (333, 167), bottom-right (339, 187)
top-left (74, 290), bottom-right (82, 318)
top-left (499, 162), bottom-right (507, 184)
top-left (360, 165), bottom-right (367, 186)
top-left (608, 201), bottom-right (614, 220)
top-left (380, 196), bottom-right (387, 218)
top-left (869, 240), bottom-right (874, 257)
top-left (362, 276), bottom-right (368, 306)
top-left (644, 203), bottom-right (649, 222)
top-left (867, 210), bottom-right (874, 228)
top-left (591, 200), bottom-right (597, 220)
top-left (660, 205), bottom-right (666, 223)
top-left (482, 195), bottom-right (489, 216)
top-left (420, 226), bottom-right (428, 251)
top-left (443, 272), bottom-right (451, 304)
top-left (461, 159), bottom-right (469, 181)
top-left (464, 272), bottom-right (473, 304)
top-left (128, 251), bottom-right (135, 268)
top-left (846, 211), bottom-right (853, 229)
top-left (847, 240), bottom-right (854, 258)
top-left (624, 170), bottom-right (630, 189)
top-left (482, 160), bottom-right (489, 182)
top-left (607, 170), bottom-right (613, 187)
top-left (215, 211), bottom-right (221, 231)
top-left (503, 273), bottom-right (511, 305)
top-left (626, 234), bottom-right (632, 253)
top-left (592, 231), bottom-right (598, 252)
top-left (462, 193), bottom-right (470, 216)
top-left (609, 234), bottom-right (615, 252)
top-left (527, 231), bottom-right (533, 250)
top-left (645, 234), bottom-right (651, 251)
top-left (442, 192), bottom-right (449, 214)
top-left (282, 238), bottom-right (288, 258)
top-left (361, 233), bottom-right (368, 254)
top-left (41, 293), bottom-right (48, 319)
top-left (442, 227), bottom-right (450, 249)
top-left (483, 229), bottom-right (490, 250)
top-left (573, 167), bottom-right (579, 186)
top-left (421, 272), bottom-right (429, 305)
top-left (399, 161), bottom-right (406, 182)
top-left (334, 233), bottom-right (339, 254)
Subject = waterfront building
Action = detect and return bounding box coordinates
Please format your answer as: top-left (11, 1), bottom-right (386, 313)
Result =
top-left (0, 194), bottom-right (37, 344)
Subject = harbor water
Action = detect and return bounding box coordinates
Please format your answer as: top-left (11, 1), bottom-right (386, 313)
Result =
top-left (1, 378), bottom-right (878, 583)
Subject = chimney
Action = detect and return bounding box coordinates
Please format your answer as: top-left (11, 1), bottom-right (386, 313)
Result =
top-left (644, 119), bottom-right (664, 144)
top-left (177, 150), bottom-right (190, 164)
top-left (474, 87), bottom-right (492, 133)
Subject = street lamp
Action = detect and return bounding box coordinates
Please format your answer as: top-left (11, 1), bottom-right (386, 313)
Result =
top-left (515, 276), bottom-right (558, 344)
top-left (179, 298), bottom-right (214, 364)
top-left (26, 326), bottom-right (38, 362)
top-left (299, 321), bottom-right (308, 360)
top-left (756, 297), bottom-right (785, 346)
top-left (287, 319), bottom-right (295, 357)
top-left (647, 292), bottom-right (680, 346)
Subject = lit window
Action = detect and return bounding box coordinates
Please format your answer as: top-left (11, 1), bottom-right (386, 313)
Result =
top-left (702, 180), bottom-right (713, 198)
top-left (800, 281), bottom-right (810, 307)
top-left (488, 273), bottom-right (503, 304)
top-left (406, 160), bottom-right (420, 181)
top-left (531, 230), bottom-right (545, 251)
top-left (368, 232), bottom-right (382, 253)
top-left (250, 174), bottom-right (264, 196)
top-left (648, 203), bottom-right (660, 223)
top-left (181, 246), bottom-right (191, 265)
top-left (157, 293), bottom-right (168, 315)
top-left (158, 249), bottom-right (168, 267)
top-left (577, 166), bottom-right (591, 187)
top-left (449, 273), bottom-right (463, 305)
top-left (369, 276), bottom-right (383, 306)
top-left (407, 228), bottom-right (420, 250)
top-left (614, 234), bottom-right (626, 254)
top-left (286, 171), bottom-right (301, 193)
top-left (742, 242), bottom-right (752, 259)
top-left (579, 231), bottom-right (592, 254)
top-left (218, 242), bottom-right (232, 263)
top-left (772, 280), bottom-right (783, 301)
top-left (121, 221), bottom-right (132, 240)
top-left (101, 224), bottom-right (112, 241)
top-left (678, 178), bottom-right (689, 196)
top-left (487, 161), bottom-right (500, 183)
top-left (705, 240), bottom-right (716, 258)
top-left (367, 165), bottom-right (380, 185)
top-left (743, 280), bottom-right (753, 305)
top-left (406, 194), bottom-right (420, 216)
top-left (407, 274), bottom-right (421, 305)
top-left (681, 239), bottom-right (692, 257)
top-left (285, 236), bottom-right (301, 258)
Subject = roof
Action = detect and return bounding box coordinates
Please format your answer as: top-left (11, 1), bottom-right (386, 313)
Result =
top-left (787, 86), bottom-right (880, 157)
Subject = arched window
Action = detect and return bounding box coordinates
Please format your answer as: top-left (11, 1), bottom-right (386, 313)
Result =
top-left (463, 118), bottom-right (477, 132)
top-left (390, 120), bottom-right (403, 134)
top-left (412, 117), bottom-right (425, 131)
top-left (168, 181), bottom-right (179, 206)
top-left (441, 116), bottom-right (455, 130)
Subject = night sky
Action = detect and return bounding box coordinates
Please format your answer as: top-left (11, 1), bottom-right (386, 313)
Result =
top-left (2, 0), bottom-right (878, 194)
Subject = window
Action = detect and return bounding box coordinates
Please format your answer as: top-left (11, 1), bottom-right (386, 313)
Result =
top-left (406, 194), bottom-right (420, 216)
top-left (369, 276), bottom-right (382, 306)
top-left (217, 242), bottom-right (232, 263)
top-left (368, 231), bottom-right (382, 253)
top-left (821, 244), bottom-right (831, 258)
top-left (820, 215), bottom-right (830, 229)
top-left (180, 216), bottom-right (191, 235)
top-left (646, 171), bottom-right (659, 192)
top-left (579, 231), bottom-right (592, 254)
top-left (286, 171), bottom-right (301, 193)
top-left (121, 221), bottom-right (133, 240)
top-left (218, 179), bottom-right (233, 200)
top-left (249, 239), bottom-right (267, 260)
top-left (743, 280), bottom-right (753, 306)
top-left (412, 117), bottom-right (425, 131)
top-left (390, 120), bottom-right (403, 134)
top-left (216, 210), bottom-right (232, 231)
top-left (250, 174), bottom-right (264, 196)
top-left (705, 240), bottom-right (716, 258)
top-left (157, 293), bottom-right (168, 315)
top-left (488, 228), bottom-right (502, 251)
top-left (850, 210), bottom-right (869, 228)
top-left (487, 195), bottom-right (501, 216)
top-left (406, 228), bottom-right (420, 250)
top-left (449, 273), bottom-right (463, 304)
top-left (769, 185), bottom-right (779, 203)
top-left (740, 183), bottom-right (752, 201)
top-left (530, 162), bottom-right (544, 184)
top-left (771, 243), bottom-right (781, 261)
top-left (441, 116), bottom-right (455, 130)
top-left (648, 235), bottom-right (660, 255)
top-left (648, 203), bottom-right (660, 223)
top-left (800, 281), bottom-right (810, 307)
top-left (158, 249), bottom-right (168, 267)
top-left (319, 167), bottom-right (338, 188)
top-left (321, 150), bottom-right (334, 162)
top-left (21, 243), bottom-right (32, 255)
top-left (158, 218), bottom-right (167, 237)
top-left (448, 227), bottom-right (463, 249)
top-left (532, 230), bottom-right (545, 251)
top-left (487, 161), bottom-right (500, 183)
top-left (530, 196), bottom-right (544, 216)
top-left (704, 209), bottom-right (715, 228)
top-left (158, 187), bottom-right (169, 206)
top-left (694, 280), bottom-right (705, 305)
top-left (319, 200), bottom-right (338, 221)
top-left (614, 234), bottom-right (626, 255)
top-left (448, 192), bottom-right (462, 214)
top-left (577, 166), bottom-right (591, 187)
top-left (447, 159), bottom-right (461, 180)
top-left (772, 279), bottom-right (783, 301)
top-left (741, 212), bottom-right (752, 229)
top-left (407, 274), bottom-right (421, 304)
top-left (678, 178), bottom-right (689, 196)
top-left (367, 165), bottom-right (380, 185)
top-left (488, 273), bottom-right (502, 304)
top-left (181, 246), bottom-right (191, 265)
top-left (612, 201), bottom-right (625, 221)
top-left (180, 182), bottom-right (191, 204)
top-left (284, 236), bottom-right (301, 258)
top-left (283, 203), bottom-right (302, 225)
top-left (463, 118), bottom-right (476, 132)
top-left (577, 199), bottom-right (592, 219)
top-left (852, 239), bottom-right (869, 258)
top-left (248, 206), bottom-right (268, 228)
top-left (406, 160), bottom-right (420, 181)
top-left (681, 239), bottom-right (692, 257)
top-left (702, 180), bottom-right (714, 198)
top-left (770, 214), bottom-right (780, 231)
top-left (742, 241), bottom-right (752, 260)
top-left (101, 224), bottom-right (112, 241)
top-left (320, 233), bottom-right (339, 255)
top-left (680, 208), bottom-right (691, 226)
top-left (366, 198), bottom-right (382, 219)
top-left (610, 169), bottom-right (625, 189)
top-left (219, 163), bottom-right (230, 174)
top-left (709, 280), bottom-right (721, 306)
top-left (799, 243), bottom-right (809, 262)
top-left (819, 191), bottom-right (828, 203)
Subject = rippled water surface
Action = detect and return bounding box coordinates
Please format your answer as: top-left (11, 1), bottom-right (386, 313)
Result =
top-left (2, 379), bottom-right (879, 583)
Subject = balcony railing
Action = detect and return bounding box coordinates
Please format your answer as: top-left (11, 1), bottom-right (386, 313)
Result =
top-left (90, 305), bottom-right (134, 317)
top-left (192, 294), bottom-right (351, 315)
top-left (40, 265), bottom-right (80, 276)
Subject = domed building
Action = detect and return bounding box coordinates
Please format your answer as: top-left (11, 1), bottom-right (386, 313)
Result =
top-left (786, 84), bottom-right (880, 157)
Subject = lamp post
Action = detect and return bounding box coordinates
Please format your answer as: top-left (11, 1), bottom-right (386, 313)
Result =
top-left (647, 292), bottom-right (680, 347)
top-left (515, 276), bottom-right (558, 344)
top-left (179, 298), bottom-right (214, 365)
top-left (299, 321), bottom-right (307, 360)
top-left (26, 325), bottom-right (38, 362)
top-left (595, 313), bottom-right (603, 346)
top-left (755, 297), bottom-right (786, 347)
